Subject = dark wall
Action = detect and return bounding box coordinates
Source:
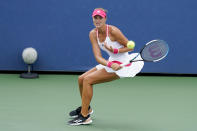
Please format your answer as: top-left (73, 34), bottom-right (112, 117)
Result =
top-left (0, 0), bottom-right (196, 74)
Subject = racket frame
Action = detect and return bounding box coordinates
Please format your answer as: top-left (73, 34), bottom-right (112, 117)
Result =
top-left (120, 39), bottom-right (169, 66)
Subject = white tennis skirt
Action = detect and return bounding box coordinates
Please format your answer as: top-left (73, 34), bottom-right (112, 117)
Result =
top-left (96, 53), bottom-right (144, 78)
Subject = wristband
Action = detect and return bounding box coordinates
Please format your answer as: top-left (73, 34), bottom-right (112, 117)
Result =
top-left (113, 48), bottom-right (119, 54)
top-left (107, 61), bottom-right (113, 68)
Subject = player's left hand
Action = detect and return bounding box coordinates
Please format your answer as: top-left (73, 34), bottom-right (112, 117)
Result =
top-left (104, 42), bottom-right (113, 52)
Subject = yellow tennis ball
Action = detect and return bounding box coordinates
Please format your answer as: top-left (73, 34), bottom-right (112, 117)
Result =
top-left (127, 41), bottom-right (135, 49)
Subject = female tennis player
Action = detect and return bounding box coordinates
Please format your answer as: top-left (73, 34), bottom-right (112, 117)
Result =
top-left (68, 8), bottom-right (144, 125)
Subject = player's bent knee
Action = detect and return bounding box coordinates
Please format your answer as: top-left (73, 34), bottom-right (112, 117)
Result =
top-left (78, 75), bottom-right (84, 85)
top-left (83, 76), bottom-right (93, 85)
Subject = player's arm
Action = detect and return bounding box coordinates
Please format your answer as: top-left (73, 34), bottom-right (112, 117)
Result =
top-left (89, 30), bottom-right (108, 66)
top-left (110, 26), bottom-right (133, 53)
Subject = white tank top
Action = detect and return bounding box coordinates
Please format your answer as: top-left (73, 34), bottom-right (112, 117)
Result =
top-left (96, 25), bottom-right (130, 62)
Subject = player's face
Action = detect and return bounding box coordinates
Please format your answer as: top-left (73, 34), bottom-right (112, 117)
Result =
top-left (93, 15), bottom-right (106, 28)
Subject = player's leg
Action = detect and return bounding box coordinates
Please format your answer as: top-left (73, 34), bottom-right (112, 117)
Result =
top-left (68, 68), bottom-right (119, 125)
top-left (78, 67), bottom-right (97, 98)
top-left (69, 67), bottom-right (97, 118)
top-left (81, 68), bottom-right (119, 116)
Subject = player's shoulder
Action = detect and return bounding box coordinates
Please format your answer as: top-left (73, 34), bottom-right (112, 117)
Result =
top-left (108, 25), bottom-right (122, 35)
top-left (89, 28), bottom-right (97, 40)
top-left (89, 28), bottom-right (97, 36)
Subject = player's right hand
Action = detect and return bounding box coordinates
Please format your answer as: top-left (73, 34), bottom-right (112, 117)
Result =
top-left (111, 63), bottom-right (122, 71)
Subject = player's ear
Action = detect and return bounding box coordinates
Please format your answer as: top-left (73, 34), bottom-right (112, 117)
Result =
top-left (104, 16), bottom-right (107, 23)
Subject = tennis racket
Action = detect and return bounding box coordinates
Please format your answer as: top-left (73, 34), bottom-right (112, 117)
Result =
top-left (120, 39), bottom-right (169, 66)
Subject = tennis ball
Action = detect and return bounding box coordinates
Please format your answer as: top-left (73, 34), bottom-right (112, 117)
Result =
top-left (127, 41), bottom-right (135, 49)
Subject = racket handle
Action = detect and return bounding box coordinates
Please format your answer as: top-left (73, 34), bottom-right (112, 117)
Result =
top-left (120, 62), bottom-right (130, 67)
top-left (120, 53), bottom-right (141, 67)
